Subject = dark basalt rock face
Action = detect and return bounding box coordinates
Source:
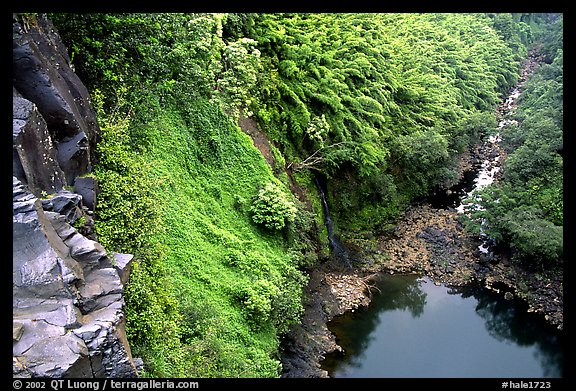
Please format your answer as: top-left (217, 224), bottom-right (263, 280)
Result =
top-left (13, 91), bottom-right (67, 196)
top-left (13, 13), bottom-right (139, 378)
top-left (13, 13), bottom-right (100, 189)
top-left (13, 178), bottom-right (137, 378)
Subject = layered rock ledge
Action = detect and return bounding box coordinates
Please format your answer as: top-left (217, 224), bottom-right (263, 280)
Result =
top-left (13, 178), bottom-right (138, 378)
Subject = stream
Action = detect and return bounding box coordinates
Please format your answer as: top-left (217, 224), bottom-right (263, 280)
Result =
top-left (314, 176), bottom-right (352, 268)
top-left (318, 51), bottom-right (563, 378)
top-left (280, 48), bottom-right (563, 379)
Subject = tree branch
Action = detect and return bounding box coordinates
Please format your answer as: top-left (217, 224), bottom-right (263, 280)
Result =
top-left (287, 141), bottom-right (349, 172)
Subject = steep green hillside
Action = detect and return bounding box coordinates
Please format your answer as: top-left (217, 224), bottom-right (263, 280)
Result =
top-left (241, 13), bottom-right (531, 234)
top-left (51, 13), bottom-right (314, 377)
top-left (93, 95), bottom-right (308, 376)
top-left (49, 12), bottom-right (561, 377)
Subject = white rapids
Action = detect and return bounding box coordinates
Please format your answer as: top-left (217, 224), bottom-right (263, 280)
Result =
top-left (455, 86), bottom-right (522, 253)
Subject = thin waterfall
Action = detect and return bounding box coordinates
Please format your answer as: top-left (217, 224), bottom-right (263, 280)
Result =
top-left (314, 176), bottom-right (352, 268)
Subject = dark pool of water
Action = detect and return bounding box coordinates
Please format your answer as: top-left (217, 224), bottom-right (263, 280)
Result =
top-left (322, 274), bottom-right (563, 378)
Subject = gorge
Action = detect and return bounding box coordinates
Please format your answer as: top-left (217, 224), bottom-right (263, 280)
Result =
top-left (13, 13), bottom-right (563, 380)
top-left (280, 45), bottom-right (563, 378)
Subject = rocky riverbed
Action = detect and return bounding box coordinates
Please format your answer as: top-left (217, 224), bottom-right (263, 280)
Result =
top-left (280, 259), bottom-right (376, 378)
top-left (281, 200), bottom-right (563, 377)
top-left (280, 46), bottom-right (562, 377)
top-left (372, 204), bottom-right (563, 330)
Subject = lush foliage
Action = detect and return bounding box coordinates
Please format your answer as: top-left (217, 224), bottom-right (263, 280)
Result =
top-left (243, 13), bottom-right (530, 233)
top-left (51, 13), bottom-right (310, 377)
top-left (461, 16), bottom-right (563, 270)
top-left (89, 87), bottom-right (186, 375)
top-left (48, 12), bottom-right (561, 377)
top-left (250, 182), bottom-right (298, 230)
top-left (132, 102), bottom-right (307, 376)
top-left (49, 13), bottom-right (263, 120)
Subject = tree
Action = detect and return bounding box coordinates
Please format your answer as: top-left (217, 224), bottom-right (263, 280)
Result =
top-left (502, 206), bottom-right (563, 269)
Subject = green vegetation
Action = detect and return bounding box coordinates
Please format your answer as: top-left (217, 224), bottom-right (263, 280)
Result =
top-left (51, 13), bottom-right (310, 377)
top-left (242, 13), bottom-right (531, 233)
top-left (91, 72), bottom-right (309, 377)
top-left (48, 12), bottom-right (562, 377)
top-left (250, 182), bottom-right (298, 230)
top-left (461, 15), bottom-right (563, 270)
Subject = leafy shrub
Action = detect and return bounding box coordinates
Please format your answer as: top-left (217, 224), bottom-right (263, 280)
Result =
top-left (233, 280), bottom-right (279, 328)
top-left (250, 182), bottom-right (297, 230)
top-left (305, 114), bottom-right (330, 148)
top-left (502, 206), bottom-right (563, 269)
top-left (216, 37), bottom-right (263, 118)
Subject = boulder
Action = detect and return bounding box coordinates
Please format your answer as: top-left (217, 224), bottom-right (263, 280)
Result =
top-left (40, 190), bottom-right (82, 223)
top-left (13, 94), bottom-right (67, 196)
top-left (73, 176), bottom-right (99, 211)
top-left (13, 323), bottom-right (93, 378)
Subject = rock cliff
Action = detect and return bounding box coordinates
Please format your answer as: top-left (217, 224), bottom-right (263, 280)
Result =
top-left (12, 13), bottom-right (138, 378)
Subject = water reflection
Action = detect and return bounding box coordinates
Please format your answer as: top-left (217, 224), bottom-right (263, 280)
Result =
top-left (327, 275), bottom-right (426, 366)
top-left (322, 275), bottom-right (563, 378)
top-left (456, 287), bottom-right (563, 378)
top-left (377, 275), bottom-right (427, 317)
top-left (323, 274), bottom-right (427, 372)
